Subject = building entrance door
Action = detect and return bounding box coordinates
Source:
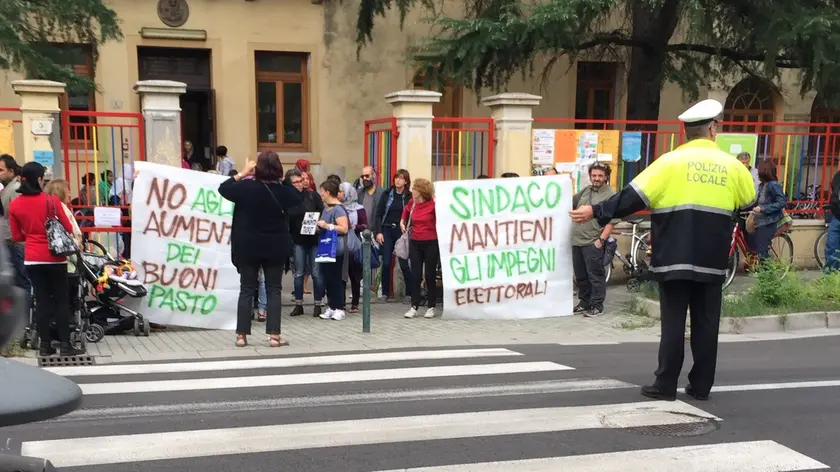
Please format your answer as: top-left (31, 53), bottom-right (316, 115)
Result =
top-left (137, 46), bottom-right (216, 170)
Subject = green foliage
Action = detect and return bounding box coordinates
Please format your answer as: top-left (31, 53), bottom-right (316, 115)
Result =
top-left (723, 267), bottom-right (840, 318)
top-left (355, 0), bottom-right (840, 114)
top-left (0, 0), bottom-right (122, 94)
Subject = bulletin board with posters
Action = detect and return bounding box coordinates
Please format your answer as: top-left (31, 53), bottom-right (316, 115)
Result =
top-left (531, 129), bottom-right (620, 190)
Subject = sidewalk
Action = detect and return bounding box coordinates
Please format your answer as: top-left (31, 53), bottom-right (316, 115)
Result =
top-left (18, 272), bottom-right (829, 364)
top-left (22, 279), bottom-right (665, 363)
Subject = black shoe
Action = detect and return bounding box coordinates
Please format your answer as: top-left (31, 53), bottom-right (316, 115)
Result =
top-left (313, 305), bottom-right (322, 318)
top-left (574, 303), bottom-right (590, 314)
top-left (59, 342), bottom-right (84, 357)
top-left (640, 385), bottom-right (676, 401)
top-left (684, 384), bottom-right (709, 401)
top-left (38, 342), bottom-right (56, 357)
top-left (584, 307), bottom-right (603, 317)
top-left (289, 305), bottom-right (304, 317)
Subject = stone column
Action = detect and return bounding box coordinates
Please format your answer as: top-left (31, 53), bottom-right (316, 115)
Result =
top-left (134, 80), bottom-right (187, 168)
top-left (385, 90), bottom-right (442, 183)
top-left (12, 80), bottom-right (65, 179)
top-left (482, 93), bottom-right (542, 178)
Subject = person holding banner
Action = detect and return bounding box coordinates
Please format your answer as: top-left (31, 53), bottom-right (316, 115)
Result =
top-left (219, 152), bottom-right (302, 348)
top-left (569, 99), bottom-right (756, 402)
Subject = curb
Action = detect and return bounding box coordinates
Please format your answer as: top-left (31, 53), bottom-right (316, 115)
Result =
top-left (721, 311), bottom-right (840, 334)
top-left (630, 297), bottom-right (840, 335)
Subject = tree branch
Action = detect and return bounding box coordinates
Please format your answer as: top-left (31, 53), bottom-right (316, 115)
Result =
top-left (570, 33), bottom-right (799, 68)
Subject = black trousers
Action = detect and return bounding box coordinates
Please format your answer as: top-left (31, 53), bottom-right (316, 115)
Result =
top-left (572, 244), bottom-right (606, 310)
top-left (237, 263), bottom-right (283, 335)
top-left (654, 280), bottom-right (723, 396)
top-left (28, 263), bottom-right (71, 344)
top-left (409, 239), bottom-right (440, 308)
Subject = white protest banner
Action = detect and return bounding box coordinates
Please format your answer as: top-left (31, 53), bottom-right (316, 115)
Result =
top-left (435, 175), bottom-right (574, 320)
top-left (301, 211), bottom-right (319, 235)
top-left (129, 161), bottom-right (237, 329)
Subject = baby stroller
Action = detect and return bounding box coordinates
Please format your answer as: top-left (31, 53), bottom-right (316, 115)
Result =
top-left (81, 240), bottom-right (151, 337)
top-left (20, 254), bottom-right (102, 352)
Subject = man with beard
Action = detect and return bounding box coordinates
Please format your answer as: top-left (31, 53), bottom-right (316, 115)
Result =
top-left (0, 155), bottom-right (29, 302)
top-left (571, 162), bottom-right (617, 317)
top-left (356, 166), bottom-right (385, 227)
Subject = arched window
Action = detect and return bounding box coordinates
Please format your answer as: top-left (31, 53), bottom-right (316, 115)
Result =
top-left (723, 78), bottom-right (777, 158)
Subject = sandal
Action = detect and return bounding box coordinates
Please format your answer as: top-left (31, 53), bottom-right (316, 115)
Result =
top-left (349, 306), bottom-right (360, 313)
top-left (269, 335), bottom-right (289, 347)
top-left (257, 310), bottom-right (266, 322)
top-left (235, 335), bottom-right (247, 347)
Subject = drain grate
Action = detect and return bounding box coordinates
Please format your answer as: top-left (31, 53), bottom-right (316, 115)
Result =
top-left (601, 410), bottom-right (720, 437)
top-left (38, 355), bottom-right (96, 367)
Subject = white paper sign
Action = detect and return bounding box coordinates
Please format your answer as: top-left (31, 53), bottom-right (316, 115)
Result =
top-left (301, 211), bottom-right (319, 235)
top-left (93, 207), bottom-right (122, 227)
top-left (434, 175), bottom-right (574, 320)
top-left (129, 162), bottom-right (237, 329)
top-left (532, 129), bottom-right (556, 165)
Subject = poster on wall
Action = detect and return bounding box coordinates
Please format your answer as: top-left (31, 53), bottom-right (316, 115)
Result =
top-left (532, 129), bottom-right (556, 165)
top-left (716, 133), bottom-right (758, 166)
top-left (434, 175), bottom-right (574, 320)
top-left (621, 132), bottom-right (643, 162)
top-left (129, 162), bottom-right (238, 329)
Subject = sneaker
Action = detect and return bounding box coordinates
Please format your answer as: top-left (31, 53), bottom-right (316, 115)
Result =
top-left (584, 307), bottom-right (603, 317)
top-left (289, 305), bottom-right (304, 317)
top-left (574, 303), bottom-right (589, 314)
top-left (331, 310), bottom-right (346, 321)
top-left (404, 306), bottom-right (418, 318)
top-left (377, 295), bottom-right (388, 302)
top-left (313, 305), bottom-right (322, 318)
top-left (423, 307), bottom-right (436, 318)
top-left (319, 308), bottom-right (335, 320)
top-left (403, 296), bottom-right (411, 305)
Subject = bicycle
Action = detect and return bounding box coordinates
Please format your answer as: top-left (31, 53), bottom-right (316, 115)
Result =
top-left (723, 212), bottom-right (794, 290)
top-left (814, 206), bottom-right (834, 270)
top-left (607, 216), bottom-right (652, 292)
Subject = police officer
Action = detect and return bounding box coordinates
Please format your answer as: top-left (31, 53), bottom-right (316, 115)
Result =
top-left (569, 99), bottom-right (756, 401)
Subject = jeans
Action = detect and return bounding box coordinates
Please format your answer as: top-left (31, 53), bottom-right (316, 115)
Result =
top-left (409, 239), bottom-right (440, 308)
top-left (572, 243), bottom-right (607, 310)
top-left (321, 256), bottom-right (345, 310)
top-left (754, 223), bottom-right (777, 261)
top-left (380, 226), bottom-right (412, 298)
top-left (257, 269), bottom-right (266, 311)
top-left (28, 263), bottom-right (70, 344)
top-left (826, 217), bottom-right (840, 271)
top-left (237, 264), bottom-right (283, 335)
top-left (293, 244), bottom-right (323, 302)
top-left (6, 242), bottom-right (30, 310)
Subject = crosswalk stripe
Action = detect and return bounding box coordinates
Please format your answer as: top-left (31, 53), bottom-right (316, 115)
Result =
top-left (21, 400), bottom-right (715, 467)
top-left (60, 378), bottom-right (637, 420)
top-left (44, 348), bottom-right (525, 377)
top-left (77, 361), bottom-right (572, 395)
top-left (371, 441), bottom-right (829, 472)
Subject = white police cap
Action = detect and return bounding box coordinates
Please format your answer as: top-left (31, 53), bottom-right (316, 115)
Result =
top-left (677, 99), bottom-right (723, 124)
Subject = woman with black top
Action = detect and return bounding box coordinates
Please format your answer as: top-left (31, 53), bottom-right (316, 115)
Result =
top-left (373, 169), bottom-right (413, 301)
top-left (219, 152), bottom-right (302, 347)
top-left (285, 168), bottom-right (325, 318)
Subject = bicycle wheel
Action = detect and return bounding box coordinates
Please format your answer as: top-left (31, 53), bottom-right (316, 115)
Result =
top-left (723, 250), bottom-right (739, 290)
top-left (769, 233), bottom-right (794, 277)
top-left (814, 230), bottom-right (827, 270)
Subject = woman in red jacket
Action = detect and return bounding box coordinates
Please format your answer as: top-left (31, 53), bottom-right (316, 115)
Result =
top-left (9, 162), bottom-right (81, 356)
top-left (400, 178), bottom-right (439, 319)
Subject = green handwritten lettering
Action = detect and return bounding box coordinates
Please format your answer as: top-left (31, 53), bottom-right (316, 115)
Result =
top-left (191, 188), bottom-right (235, 216)
top-left (166, 242), bottom-right (201, 265)
top-left (147, 284), bottom-right (218, 315)
top-left (452, 247), bottom-right (556, 281)
top-left (449, 182), bottom-right (563, 220)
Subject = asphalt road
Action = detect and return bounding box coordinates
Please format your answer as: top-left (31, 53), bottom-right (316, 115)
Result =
top-left (3, 336), bottom-right (840, 471)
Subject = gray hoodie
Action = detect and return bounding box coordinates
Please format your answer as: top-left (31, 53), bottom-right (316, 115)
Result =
top-left (0, 179), bottom-right (20, 243)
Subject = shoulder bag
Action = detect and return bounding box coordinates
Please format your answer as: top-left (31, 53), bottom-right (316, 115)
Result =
top-left (394, 202), bottom-right (414, 260)
top-left (45, 195), bottom-right (78, 257)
